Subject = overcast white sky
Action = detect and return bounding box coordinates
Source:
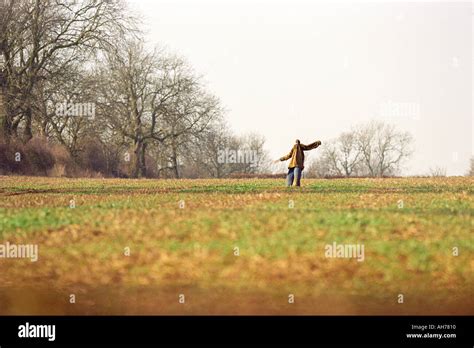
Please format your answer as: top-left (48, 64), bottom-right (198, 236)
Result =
top-left (127, 0), bottom-right (472, 175)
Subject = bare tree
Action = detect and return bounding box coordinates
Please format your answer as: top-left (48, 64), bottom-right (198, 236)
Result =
top-left (338, 132), bottom-right (361, 176)
top-left (355, 120), bottom-right (412, 177)
top-left (233, 133), bottom-right (270, 174)
top-left (429, 166), bottom-right (447, 177)
top-left (95, 39), bottom-right (157, 177)
top-left (154, 56), bottom-right (222, 178)
top-left (315, 132), bottom-right (361, 177)
top-left (182, 120), bottom-right (234, 178)
top-left (96, 40), bottom-right (222, 178)
top-left (308, 120), bottom-right (412, 177)
top-left (0, 0), bottom-right (133, 141)
top-left (41, 64), bottom-right (98, 158)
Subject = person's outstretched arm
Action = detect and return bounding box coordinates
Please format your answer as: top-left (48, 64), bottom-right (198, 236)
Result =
top-left (279, 146), bottom-right (295, 161)
top-left (300, 140), bottom-right (322, 151)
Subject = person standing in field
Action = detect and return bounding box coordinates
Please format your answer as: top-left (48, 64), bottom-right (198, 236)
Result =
top-left (275, 139), bottom-right (322, 187)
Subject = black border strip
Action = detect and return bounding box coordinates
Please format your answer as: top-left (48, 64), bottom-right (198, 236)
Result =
top-left (0, 315), bottom-right (472, 346)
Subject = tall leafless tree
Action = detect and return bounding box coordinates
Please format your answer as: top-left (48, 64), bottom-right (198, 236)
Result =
top-left (355, 120), bottom-right (412, 177)
top-left (0, 0), bottom-right (133, 141)
top-left (96, 40), bottom-right (222, 178)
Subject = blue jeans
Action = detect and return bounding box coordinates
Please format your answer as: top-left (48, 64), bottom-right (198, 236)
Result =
top-left (287, 167), bottom-right (302, 187)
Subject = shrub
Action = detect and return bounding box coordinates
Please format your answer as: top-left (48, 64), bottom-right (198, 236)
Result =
top-left (23, 137), bottom-right (56, 175)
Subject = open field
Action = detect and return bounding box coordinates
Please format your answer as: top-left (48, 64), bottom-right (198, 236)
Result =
top-left (0, 176), bottom-right (472, 315)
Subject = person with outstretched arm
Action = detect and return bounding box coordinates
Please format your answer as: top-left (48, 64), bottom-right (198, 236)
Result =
top-left (274, 139), bottom-right (322, 187)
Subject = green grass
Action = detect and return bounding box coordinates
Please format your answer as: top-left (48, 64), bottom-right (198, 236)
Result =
top-left (0, 176), bottom-right (472, 314)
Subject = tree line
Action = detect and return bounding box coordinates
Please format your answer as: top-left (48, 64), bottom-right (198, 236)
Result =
top-left (0, 0), bottom-right (269, 178)
top-left (306, 120), bottom-right (413, 177)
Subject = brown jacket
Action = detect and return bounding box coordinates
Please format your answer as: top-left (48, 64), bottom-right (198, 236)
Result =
top-left (280, 140), bottom-right (321, 169)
